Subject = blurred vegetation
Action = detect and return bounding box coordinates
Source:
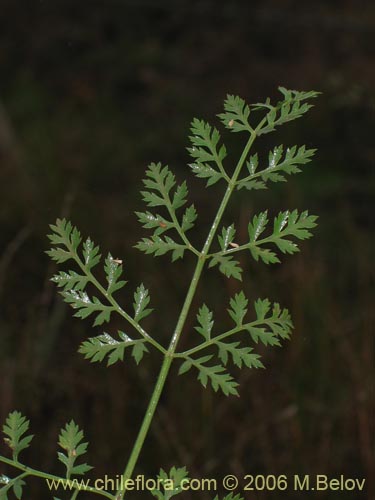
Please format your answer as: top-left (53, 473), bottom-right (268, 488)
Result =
top-left (0, 1), bottom-right (373, 499)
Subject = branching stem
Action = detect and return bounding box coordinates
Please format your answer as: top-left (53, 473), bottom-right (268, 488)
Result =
top-left (117, 123), bottom-right (265, 499)
top-left (0, 456), bottom-right (114, 499)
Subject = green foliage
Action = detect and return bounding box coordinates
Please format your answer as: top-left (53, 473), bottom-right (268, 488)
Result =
top-left (216, 341), bottom-right (263, 369)
top-left (254, 87), bottom-right (320, 134)
top-left (79, 332), bottom-right (148, 366)
top-left (177, 291), bottom-right (294, 394)
top-left (135, 162), bottom-right (199, 260)
top-left (218, 225), bottom-right (236, 251)
top-left (247, 209), bottom-right (318, 263)
top-left (104, 254), bottom-right (127, 295)
top-left (1, 88), bottom-right (319, 499)
top-left (208, 254), bottom-right (243, 281)
top-left (0, 474), bottom-right (26, 500)
top-left (228, 291), bottom-right (248, 327)
top-left (62, 290), bottom-right (113, 326)
top-left (236, 144), bottom-right (315, 191)
top-left (2, 412), bottom-right (33, 462)
top-left (178, 356), bottom-right (239, 396)
top-left (151, 466), bottom-right (189, 500)
top-left (218, 94), bottom-right (252, 133)
top-left (47, 217), bottom-right (164, 363)
top-left (194, 304), bottom-right (214, 340)
top-left (213, 494), bottom-right (244, 500)
top-left (133, 284), bottom-right (153, 322)
top-left (188, 118), bottom-right (229, 186)
top-left (58, 420), bottom-right (92, 478)
top-left (135, 235), bottom-right (186, 262)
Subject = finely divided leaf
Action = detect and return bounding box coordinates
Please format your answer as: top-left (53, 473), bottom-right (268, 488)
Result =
top-left (254, 298), bottom-right (271, 320)
top-left (216, 341), bottom-right (264, 369)
top-left (245, 299), bottom-right (293, 346)
top-left (135, 236), bottom-right (186, 261)
top-left (51, 271), bottom-right (89, 292)
top-left (188, 118), bottom-right (227, 185)
top-left (218, 95), bottom-right (252, 133)
top-left (181, 205), bottom-right (197, 232)
top-left (2, 411), bottom-right (33, 461)
top-left (218, 225), bottom-right (236, 251)
top-left (151, 466), bottom-right (189, 500)
top-left (58, 421), bottom-right (92, 477)
top-left (179, 356), bottom-right (239, 396)
top-left (250, 246), bottom-right (280, 264)
top-left (136, 212), bottom-right (172, 235)
top-left (228, 291), bottom-right (248, 326)
top-left (46, 219), bottom-right (79, 264)
top-left (189, 163), bottom-right (222, 187)
top-left (79, 332), bottom-right (148, 366)
top-left (172, 181), bottom-right (188, 210)
top-left (142, 163), bottom-right (176, 208)
top-left (257, 88), bottom-right (320, 135)
top-left (62, 290), bottom-right (113, 326)
top-left (247, 209), bottom-right (317, 264)
top-left (208, 255), bottom-right (242, 281)
top-left (248, 211), bottom-right (268, 242)
top-left (195, 304), bottom-right (214, 340)
top-left (133, 284), bottom-right (153, 322)
top-left (104, 254), bottom-right (127, 295)
top-left (82, 238), bottom-right (101, 270)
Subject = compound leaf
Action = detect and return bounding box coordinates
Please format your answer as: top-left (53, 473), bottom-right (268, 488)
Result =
top-left (135, 236), bottom-right (186, 262)
top-left (228, 291), bottom-right (248, 326)
top-left (2, 412), bottom-right (33, 461)
top-left (248, 211), bottom-right (269, 242)
top-left (104, 254), bottom-right (127, 295)
top-left (218, 95), bottom-right (252, 133)
top-left (133, 284), bottom-right (153, 322)
top-left (218, 225), bottom-right (236, 251)
top-left (195, 304), bottom-right (214, 341)
top-left (151, 466), bottom-right (189, 500)
top-left (179, 356), bottom-right (239, 396)
top-left (58, 421), bottom-right (92, 478)
top-left (188, 118), bottom-right (227, 185)
top-left (208, 255), bottom-right (242, 281)
top-left (79, 332), bottom-right (148, 367)
top-left (181, 205), bottom-right (198, 232)
top-left (216, 341), bottom-right (264, 369)
top-left (61, 290), bottom-right (113, 326)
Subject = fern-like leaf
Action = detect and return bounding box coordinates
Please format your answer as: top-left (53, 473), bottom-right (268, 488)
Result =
top-left (227, 291), bottom-right (248, 327)
top-left (208, 255), bottom-right (242, 281)
top-left (2, 412), bottom-right (33, 461)
top-left (179, 356), bottom-right (239, 396)
top-left (188, 118), bottom-right (228, 185)
top-left (194, 304), bottom-right (214, 341)
top-left (135, 236), bottom-right (186, 261)
top-left (79, 332), bottom-right (148, 366)
top-left (151, 466), bottom-right (189, 500)
top-left (133, 284), bottom-right (153, 322)
top-left (57, 421), bottom-right (93, 478)
top-left (218, 95), bottom-right (252, 133)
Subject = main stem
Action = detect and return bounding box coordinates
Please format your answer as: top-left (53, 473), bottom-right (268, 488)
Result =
top-left (118, 131), bottom-right (258, 499)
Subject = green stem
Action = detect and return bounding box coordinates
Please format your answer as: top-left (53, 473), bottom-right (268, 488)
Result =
top-left (177, 319), bottom-right (263, 357)
top-left (118, 130), bottom-right (259, 499)
top-left (208, 235), bottom-right (274, 257)
top-left (0, 456), bottom-right (113, 499)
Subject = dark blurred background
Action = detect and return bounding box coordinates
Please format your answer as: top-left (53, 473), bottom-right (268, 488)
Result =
top-left (0, 1), bottom-right (374, 499)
